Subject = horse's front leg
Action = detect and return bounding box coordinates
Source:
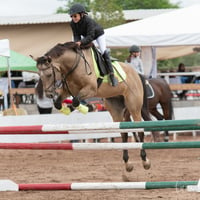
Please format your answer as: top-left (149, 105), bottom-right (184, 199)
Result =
top-left (53, 94), bottom-right (63, 109)
top-left (71, 85), bottom-right (97, 106)
top-left (121, 132), bottom-right (134, 172)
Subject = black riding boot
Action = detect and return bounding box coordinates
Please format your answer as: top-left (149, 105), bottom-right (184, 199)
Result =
top-left (102, 50), bottom-right (118, 86)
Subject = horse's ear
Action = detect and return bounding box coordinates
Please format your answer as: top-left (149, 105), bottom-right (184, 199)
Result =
top-left (30, 55), bottom-right (37, 61)
top-left (53, 62), bottom-right (61, 72)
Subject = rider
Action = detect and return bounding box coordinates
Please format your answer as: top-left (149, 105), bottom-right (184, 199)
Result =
top-left (69, 3), bottom-right (118, 86)
top-left (127, 45), bottom-right (154, 98)
top-left (126, 45), bottom-right (144, 75)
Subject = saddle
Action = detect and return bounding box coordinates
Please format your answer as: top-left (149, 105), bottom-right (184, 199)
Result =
top-left (81, 43), bottom-right (118, 87)
top-left (146, 80), bottom-right (154, 99)
top-left (91, 46), bottom-right (108, 76)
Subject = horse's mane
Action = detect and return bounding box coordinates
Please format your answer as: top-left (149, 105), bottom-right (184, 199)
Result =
top-left (37, 42), bottom-right (78, 64)
top-left (45, 42), bottom-right (78, 58)
top-left (37, 41), bottom-right (94, 65)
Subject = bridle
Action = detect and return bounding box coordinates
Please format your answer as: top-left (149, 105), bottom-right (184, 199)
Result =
top-left (38, 48), bottom-right (92, 100)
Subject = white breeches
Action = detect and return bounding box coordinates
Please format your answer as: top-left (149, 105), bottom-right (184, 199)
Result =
top-left (95, 34), bottom-right (106, 55)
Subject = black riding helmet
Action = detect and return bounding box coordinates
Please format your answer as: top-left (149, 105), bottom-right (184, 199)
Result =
top-left (129, 45), bottom-right (141, 53)
top-left (69, 3), bottom-right (87, 16)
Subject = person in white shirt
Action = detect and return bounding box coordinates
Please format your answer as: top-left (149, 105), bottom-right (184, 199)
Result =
top-left (35, 79), bottom-right (53, 114)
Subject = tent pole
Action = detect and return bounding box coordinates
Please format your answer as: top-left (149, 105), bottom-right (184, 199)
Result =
top-left (6, 57), bottom-right (14, 107)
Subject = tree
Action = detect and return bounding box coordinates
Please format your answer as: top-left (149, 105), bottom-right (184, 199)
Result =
top-left (90, 0), bottom-right (125, 28)
top-left (115, 0), bottom-right (179, 9)
top-left (57, 0), bottom-right (125, 28)
top-left (56, 0), bottom-right (178, 28)
top-left (57, 0), bottom-right (91, 14)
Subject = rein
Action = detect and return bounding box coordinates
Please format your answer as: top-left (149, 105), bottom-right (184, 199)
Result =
top-left (38, 62), bottom-right (61, 99)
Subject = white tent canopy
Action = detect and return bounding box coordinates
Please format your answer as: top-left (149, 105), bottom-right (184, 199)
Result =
top-left (105, 4), bottom-right (200, 52)
top-left (105, 5), bottom-right (200, 77)
top-left (106, 5), bottom-right (200, 47)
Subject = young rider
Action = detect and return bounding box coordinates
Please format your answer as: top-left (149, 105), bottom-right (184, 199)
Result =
top-left (126, 45), bottom-right (144, 75)
top-left (69, 3), bottom-right (118, 86)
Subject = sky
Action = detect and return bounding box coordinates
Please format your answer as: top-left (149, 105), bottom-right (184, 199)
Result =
top-left (0, 0), bottom-right (199, 16)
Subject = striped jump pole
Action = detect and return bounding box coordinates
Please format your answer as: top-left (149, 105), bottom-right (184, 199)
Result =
top-left (41, 119), bottom-right (200, 132)
top-left (0, 180), bottom-right (198, 191)
top-left (0, 141), bottom-right (200, 150)
top-left (0, 125), bottom-right (68, 134)
top-left (0, 119), bottom-right (200, 134)
top-left (0, 125), bottom-right (143, 134)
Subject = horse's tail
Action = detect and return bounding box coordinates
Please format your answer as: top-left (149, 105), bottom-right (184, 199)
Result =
top-left (138, 74), bottom-right (152, 121)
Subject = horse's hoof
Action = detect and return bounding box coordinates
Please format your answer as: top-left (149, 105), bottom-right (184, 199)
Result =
top-left (54, 102), bottom-right (62, 110)
top-left (125, 163), bottom-right (134, 172)
top-left (143, 158), bottom-right (151, 170)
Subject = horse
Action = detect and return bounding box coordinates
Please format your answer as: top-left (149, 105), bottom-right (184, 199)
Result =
top-left (34, 42), bottom-right (158, 176)
top-left (148, 78), bottom-right (174, 142)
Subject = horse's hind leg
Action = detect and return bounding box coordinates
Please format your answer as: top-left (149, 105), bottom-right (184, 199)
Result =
top-left (121, 132), bottom-right (133, 172)
top-left (124, 109), bottom-right (151, 171)
top-left (104, 97), bottom-right (134, 173)
top-left (124, 109), bottom-right (139, 142)
top-left (137, 131), bottom-right (151, 170)
top-left (125, 98), bottom-right (151, 170)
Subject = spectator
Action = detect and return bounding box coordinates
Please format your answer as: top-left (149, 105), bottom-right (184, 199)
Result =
top-left (35, 79), bottom-right (53, 114)
top-left (176, 63), bottom-right (192, 100)
top-left (177, 63), bottom-right (189, 83)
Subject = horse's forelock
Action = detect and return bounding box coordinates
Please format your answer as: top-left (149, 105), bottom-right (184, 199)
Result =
top-left (36, 56), bottom-right (51, 65)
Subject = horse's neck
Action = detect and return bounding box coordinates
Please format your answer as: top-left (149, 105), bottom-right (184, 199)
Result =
top-left (60, 48), bottom-right (95, 83)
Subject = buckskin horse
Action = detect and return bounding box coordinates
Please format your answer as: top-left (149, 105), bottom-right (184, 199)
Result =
top-left (34, 42), bottom-right (158, 176)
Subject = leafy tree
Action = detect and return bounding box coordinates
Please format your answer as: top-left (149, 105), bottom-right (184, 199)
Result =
top-left (57, 0), bottom-right (91, 14)
top-left (57, 0), bottom-right (179, 13)
top-left (57, 0), bottom-right (125, 28)
top-left (158, 53), bottom-right (200, 71)
top-left (56, 0), bottom-right (178, 28)
top-left (90, 0), bottom-right (125, 28)
top-left (115, 0), bottom-right (179, 9)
